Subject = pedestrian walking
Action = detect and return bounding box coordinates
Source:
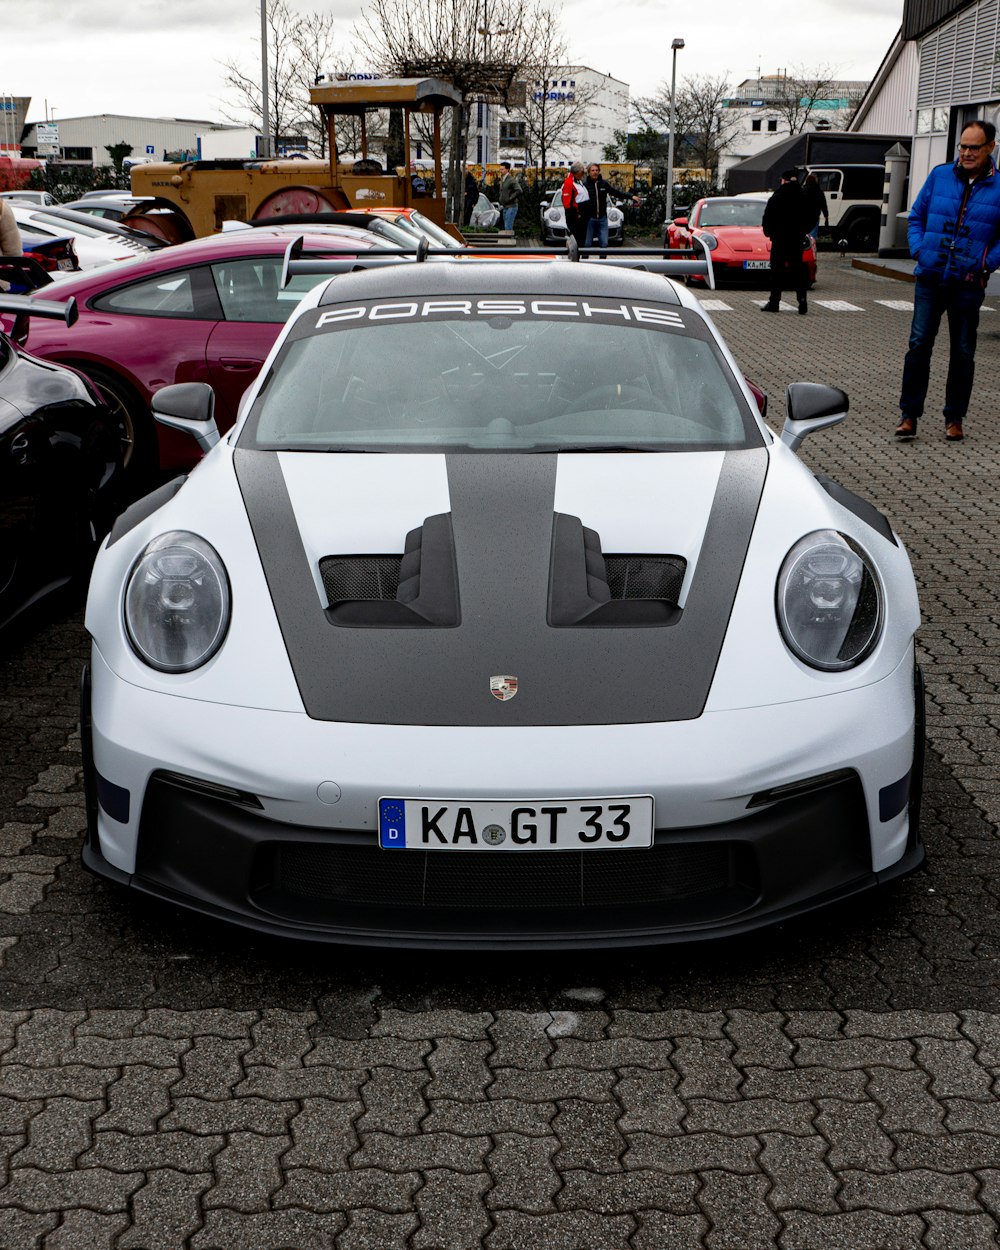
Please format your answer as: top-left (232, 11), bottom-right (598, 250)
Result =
top-left (895, 119), bottom-right (1000, 443)
top-left (498, 162), bottom-right (521, 232)
top-left (463, 164), bottom-right (478, 227)
top-left (761, 169), bottom-right (810, 314)
top-left (803, 171), bottom-right (829, 241)
top-left (583, 162), bottom-right (615, 252)
top-left (561, 162), bottom-right (589, 250)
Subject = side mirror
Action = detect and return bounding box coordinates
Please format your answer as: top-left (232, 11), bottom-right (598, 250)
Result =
top-left (152, 382), bottom-right (220, 454)
top-left (673, 215), bottom-right (689, 226)
top-left (780, 382), bottom-right (848, 452)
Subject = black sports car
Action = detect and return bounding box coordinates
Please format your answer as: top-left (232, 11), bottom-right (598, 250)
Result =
top-left (0, 291), bottom-right (123, 633)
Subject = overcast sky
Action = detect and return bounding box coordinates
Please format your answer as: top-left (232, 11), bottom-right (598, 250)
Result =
top-left (7, 0), bottom-right (903, 124)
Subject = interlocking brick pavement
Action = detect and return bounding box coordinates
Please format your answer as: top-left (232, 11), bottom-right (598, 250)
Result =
top-left (1, 258), bottom-right (1000, 1247)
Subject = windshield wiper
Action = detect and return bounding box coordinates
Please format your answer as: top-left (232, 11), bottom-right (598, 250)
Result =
top-left (556, 443), bottom-right (659, 453)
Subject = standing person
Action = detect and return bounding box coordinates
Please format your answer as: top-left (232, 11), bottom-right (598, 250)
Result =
top-left (0, 197), bottom-right (21, 257)
top-left (498, 162), bottom-right (521, 232)
top-left (583, 162), bottom-right (615, 252)
top-left (561, 162), bottom-right (589, 249)
top-left (761, 169), bottom-right (810, 315)
top-left (803, 171), bottom-right (829, 242)
top-left (463, 164), bottom-right (479, 226)
top-left (895, 119), bottom-right (1000, 443)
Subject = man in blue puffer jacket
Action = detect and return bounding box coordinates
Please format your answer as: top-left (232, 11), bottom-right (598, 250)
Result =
top-left (895, 119), bottom-right (1000, 442)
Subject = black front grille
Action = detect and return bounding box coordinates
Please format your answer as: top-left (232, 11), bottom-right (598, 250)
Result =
top-left (270, 839), bottom-right (752, 911)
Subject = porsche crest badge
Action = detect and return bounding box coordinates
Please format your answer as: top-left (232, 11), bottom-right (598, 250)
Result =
top-left (490, 675), bottom-right (519, 702)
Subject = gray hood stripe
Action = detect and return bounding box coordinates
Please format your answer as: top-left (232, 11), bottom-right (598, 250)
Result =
top-left (234, 448), bottom-right (768, 726)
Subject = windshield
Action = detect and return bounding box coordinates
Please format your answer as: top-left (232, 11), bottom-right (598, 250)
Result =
top-left (240, 296), bottom-right (759, 452)
top-left (697, 200), bottom-right (766, 228)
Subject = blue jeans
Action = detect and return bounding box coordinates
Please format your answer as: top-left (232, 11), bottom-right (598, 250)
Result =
top-left (585, 216), bottom-right (609, 249)
top-left (502, 205), bottom-right (518, 231)
top-left (900, 274), bottom-right (985, 425)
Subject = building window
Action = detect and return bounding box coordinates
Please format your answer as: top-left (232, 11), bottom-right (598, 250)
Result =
top-left (767, 119), bottom-right (777, 132)
top-left (477, 100), bottom-right (484, 127)
top-left (61, 146), bottom-right (94, 161)
top-left (916, 107), bottom-right (949, 135)
top-left (477, 136), bottom-right (483, 164)
top-left (500, 121), bottom-right (526, 143)
top-left (751, 119), bottom-right (761, 132)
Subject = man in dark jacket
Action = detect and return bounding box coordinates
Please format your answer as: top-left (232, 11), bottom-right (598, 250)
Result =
top-left (761, 170), bottom-right (810, 314)
top-left (895, 119), bottom-right (1000, 442)
top-left (583, 162), bottom-right (615, 251)
top-left (463, 165), bottom-right (478, 227)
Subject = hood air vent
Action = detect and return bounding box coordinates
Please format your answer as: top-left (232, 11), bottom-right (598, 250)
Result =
top-left (319, 513), bottom-right (460, 628)
top-left (549, 513), bottom-right (685, 628)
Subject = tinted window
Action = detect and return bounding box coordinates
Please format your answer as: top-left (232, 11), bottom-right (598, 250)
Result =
top-left (94, 272), bottom-right (197, 317)
top-left (210, 257), bottom-right (319, 324)
top-left (241, 298), bottom-right (760, 453)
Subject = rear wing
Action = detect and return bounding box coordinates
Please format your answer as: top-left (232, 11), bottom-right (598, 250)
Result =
top-left (0, 294), bottom-right (78, 325)
top-left (280, 235), bottom-right (716, 290)
top-left (0, 292), bottom-right (78, 347)
top-left (0, 255), bottom-right (54, 293)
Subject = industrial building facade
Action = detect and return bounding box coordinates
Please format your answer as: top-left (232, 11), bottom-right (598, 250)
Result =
top-left (852, 0), bottom-right (1000, 203)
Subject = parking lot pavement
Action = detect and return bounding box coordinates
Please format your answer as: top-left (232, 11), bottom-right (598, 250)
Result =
top-left (2, 256), bottom-right (1000, 1248)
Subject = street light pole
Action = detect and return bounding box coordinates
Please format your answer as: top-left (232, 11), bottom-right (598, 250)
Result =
top-left (260, 0), bottom-right (271, 159)
top-left (664, 36), bottom-right (685, 227)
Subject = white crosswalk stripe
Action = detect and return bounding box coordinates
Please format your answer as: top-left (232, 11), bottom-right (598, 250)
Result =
top-left (815, 299), bottom-right (864, 311)
top-left (700, 296), bottom-right (996, 315)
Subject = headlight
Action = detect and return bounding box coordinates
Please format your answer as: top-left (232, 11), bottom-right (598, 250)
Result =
top-left (776, 530), bottom-right (882, 671)
top-left (545, 207), bottom-right (564, 225)
top-left (696, 232), bottom-right (718, 251)
top-left (124, 531), bottom-right (231, 672)
top-left (608, 207), bottom-right (623, 225)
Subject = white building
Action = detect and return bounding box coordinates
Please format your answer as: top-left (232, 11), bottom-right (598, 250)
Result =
top-left (20, 114), bottom-right (249, 166)
top-left (467, 67), bottom-right (629, 169)
top-left (718, 76), bottom-right (869, 186)
top-left (850, 0), bottom-right (1000, 207)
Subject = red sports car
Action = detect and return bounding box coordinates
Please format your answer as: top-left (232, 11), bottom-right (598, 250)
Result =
top-left (666, 194), bottom-right (817, 287)
top-left (12, 225), bottom-right (387, 488)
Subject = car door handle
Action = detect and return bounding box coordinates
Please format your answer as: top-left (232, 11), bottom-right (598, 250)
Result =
top-left (219, 357), bottom-right (263, 371)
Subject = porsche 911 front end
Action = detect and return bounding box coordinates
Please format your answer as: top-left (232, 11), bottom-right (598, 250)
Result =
top-left (81, 259), bottom-right (923, 947)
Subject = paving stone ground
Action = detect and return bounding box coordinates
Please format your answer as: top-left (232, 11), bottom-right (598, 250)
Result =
top-left (1, 256), bottom-right (1000, 1248)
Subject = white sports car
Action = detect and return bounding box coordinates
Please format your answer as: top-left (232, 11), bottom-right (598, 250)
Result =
top-left (81, 248), bottom-right (924, 947)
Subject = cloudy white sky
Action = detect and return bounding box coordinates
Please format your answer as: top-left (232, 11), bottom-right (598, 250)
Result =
top-left (7, 0), bottom-right (903, 124)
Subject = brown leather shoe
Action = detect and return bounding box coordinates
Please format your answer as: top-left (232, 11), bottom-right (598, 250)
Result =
top-left (894, 417), bottom-right (916, 440)
top-left (945, 422), bottom-right (964, 441)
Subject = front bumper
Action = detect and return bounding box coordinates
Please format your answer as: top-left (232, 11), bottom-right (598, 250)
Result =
top-left (82, 648), bottom-right (924, 948)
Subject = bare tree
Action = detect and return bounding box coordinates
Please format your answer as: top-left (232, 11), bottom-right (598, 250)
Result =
top-left (517, 9), bottom-right (597, 172)
top-left (220, 0), bottom-right (337, 153)
top-left (635, 74), bottom-right (739, 178)
top-left (353, 0), bottom-right (549, 216)
top-left (294, 11), bottom-right (338, 155)
top-left (766, 66), bottom-right (844, 136)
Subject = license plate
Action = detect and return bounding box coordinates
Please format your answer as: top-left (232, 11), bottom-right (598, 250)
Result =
top-left (378, 796), bottom-right (654, 850)
top-left (743, 259), bottom-right (770, 269)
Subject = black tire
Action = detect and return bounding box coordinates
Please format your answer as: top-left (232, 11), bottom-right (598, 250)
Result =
top-left (83, 368), bottom-right (158, 498)
top-left (846, 214), bottom-right (878, 251)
